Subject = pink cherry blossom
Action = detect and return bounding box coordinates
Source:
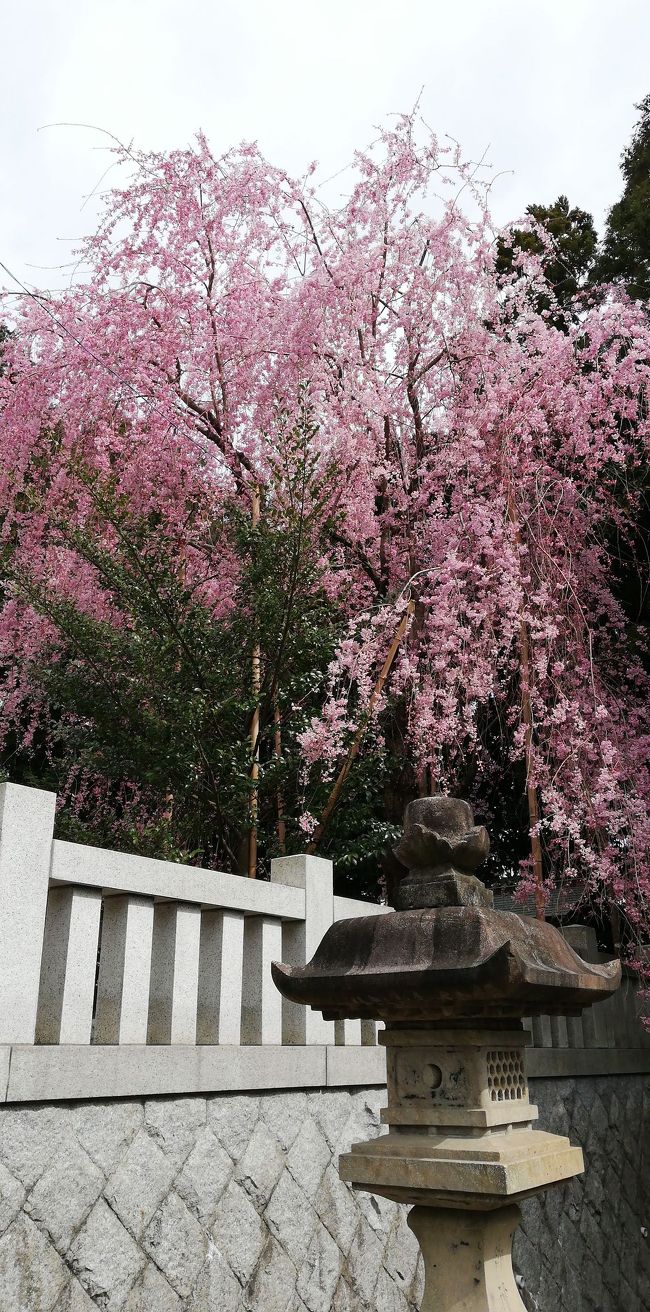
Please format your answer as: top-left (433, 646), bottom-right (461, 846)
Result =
top-left (1, 114), bottom-right (648, 968)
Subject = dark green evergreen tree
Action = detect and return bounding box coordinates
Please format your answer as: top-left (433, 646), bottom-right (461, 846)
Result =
top-left (594, 96), bottom-right (650, 643)
top-left (496, 195), bottom-right (597, 317)
top-left (597, 94), bottom-right (650, 301)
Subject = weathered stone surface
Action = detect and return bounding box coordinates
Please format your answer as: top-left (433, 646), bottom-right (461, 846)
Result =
top-left (261, 1092), bottom-right (308, 1152)
top-left (0, 1158), bottom-right (25, 1236)
top-left (244, 1235), bottom-right (295, 1312)
top-left (104, 1128), bottom-right (176, 1238)
top-left (286, 1117), bottom-right (331, 1201)
top-left (331, 1274), bottom-right (360, 1311)
top-left (346, 1215), bottom-right (385, 1304)
top-left (69, 1198), bottom-right (146, 1310)
top-left (383, 1207), bottom-right (422, 1297)
top-left (188, 1243), bottom-right (242, 1312)
top-left (264, 1169), bottom-right (319, 1269)
top-left (24, 1139), bottom-right (104, 1252)
top-left (374, 1265), bottom-right (414, 1312)
top-left (123, 1263), bottom-right (182, 1312)
top-left (142, 1192), bottom-right (207, 1298)
top-left (513, 1073), bottom-right (650, 1311)
top-left (411, 1204), bottom-right (527, 1311)
top-left (307, 1090), bottom-right (351, 1150)
top-left (295, 1221), bottom-right (342, 1312)
top-left (273, 895), bottom-right (620, 1022)
top-left (213, 1180), bottom-right (267, 1285)
top-left (515, 1226), bottom-right (542, 1296)
top-left (0, 1213), bottom-right (68, 1311)
top-left (0, 1104), bottom-right (60, 1189)
top-left (175, 1126), bottom-right (232, 1227)
top-left (340, 1088), bottom-right (384, 1152)
top-left (236, 1119), bottom-right (285, 1211)
top-left (393, 796), bottom-right (488, 882)
top-left (0, 1076), bottom-right (645, 1311)
top-left (208, 1094), bottom-right (260, 1161)
top-left (54, 1276), bottom-right (106, 1311)
top-left (72, 1100), bottom-right (143, 1176)
top-left (355, 1181), bottom-right (395, 1237)
top-left (144, 1096), bottom-right (206, 1164)
top-left (314, 1165), bottom-right (359, 1254)
top-left (410, 1253), bottom-right (425, 1306)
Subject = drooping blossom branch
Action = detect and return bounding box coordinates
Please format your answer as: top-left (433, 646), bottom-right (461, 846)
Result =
top-left (0, 113), bottom-right (648, 952)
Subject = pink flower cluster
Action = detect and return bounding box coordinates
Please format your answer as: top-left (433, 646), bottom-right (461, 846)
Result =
top-left (1, 115), bottom-right (648, 954)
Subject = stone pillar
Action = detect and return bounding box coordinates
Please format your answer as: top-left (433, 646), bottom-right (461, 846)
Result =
top-left (0, 783), bottom-right (56, 1044)
top-left (271, 854), bottom-right (335, 1044)
top-left (409, 1206), bottom-right (525, 1312)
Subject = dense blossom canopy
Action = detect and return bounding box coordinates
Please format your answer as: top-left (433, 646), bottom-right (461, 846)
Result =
top-left (1, 117), bottom-right (649, 948)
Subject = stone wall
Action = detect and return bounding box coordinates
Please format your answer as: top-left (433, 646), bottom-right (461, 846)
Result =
top-left (0, 1087), bottom-right (423, 1312)
top-left (0, 1076), bottom-right (647, 1312)
top-left (514, 1075), bottom-right (650, 1312)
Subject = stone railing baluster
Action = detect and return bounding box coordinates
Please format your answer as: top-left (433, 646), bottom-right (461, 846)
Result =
top-left (36, 886), bottom-right (102, 1043)
top-left (197, 908), bottom-right (245, 1044)
top-left (147, 902), bottom-right (201, 1044)
top-left (549, 1012), bottom-right (568, 1046)
top-left (241, 916), bottom-right (283, 1044)
top-left (335, 1019), bottom-right (362, 1045)
top-left (94, 894), bottom-right (154, 1043)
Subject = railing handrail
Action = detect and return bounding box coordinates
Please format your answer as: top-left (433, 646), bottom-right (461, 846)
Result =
top-left (50, 836), bottom-right (307, 919)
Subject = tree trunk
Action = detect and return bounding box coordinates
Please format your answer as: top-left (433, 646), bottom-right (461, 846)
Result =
top-left (248, 485), bottom-right (261, 878)
top-left (308, 601), bottom-right (415, 852)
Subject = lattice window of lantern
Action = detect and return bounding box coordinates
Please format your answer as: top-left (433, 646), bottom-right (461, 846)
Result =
top-left (486, 1049), bottom-right (527, 1102)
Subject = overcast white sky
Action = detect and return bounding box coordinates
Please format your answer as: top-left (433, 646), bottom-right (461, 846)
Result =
top-left (1, 0), bottom-right (649, 292)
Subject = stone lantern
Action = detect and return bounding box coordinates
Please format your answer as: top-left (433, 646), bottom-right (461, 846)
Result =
top-left (272, 797), bottom-right (620, 1312)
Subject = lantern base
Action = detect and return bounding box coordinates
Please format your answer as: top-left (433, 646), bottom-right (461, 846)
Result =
top-left (408, 1204), bottom-right (526, 1311)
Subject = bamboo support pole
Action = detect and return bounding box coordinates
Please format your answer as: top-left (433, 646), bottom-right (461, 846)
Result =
top-left (248, 485), bottom-right (261, 878)
top-left (308, 600), bottom-right (415, 852)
